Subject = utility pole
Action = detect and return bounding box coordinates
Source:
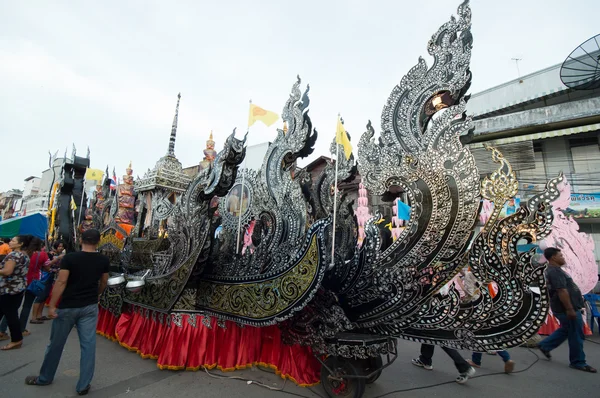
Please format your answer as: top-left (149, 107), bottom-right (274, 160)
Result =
top-left (511, 58), bottom-right (522, 78)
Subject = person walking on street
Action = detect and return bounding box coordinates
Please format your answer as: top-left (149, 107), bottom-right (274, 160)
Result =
top-left (412, 344), bottom-right (476, 384)
top-left (455, 267), bottom-right (515, 374)
top-left (25, 229), bottom-right (109, 395)
top-left (30, 241), bottom-right (65, 323)
top-left (0, 238), bottom-right (44, 340)
top-left (537, 247), bottom-right (597, 373)
top-left (0, 234), bottom-right (36, 350)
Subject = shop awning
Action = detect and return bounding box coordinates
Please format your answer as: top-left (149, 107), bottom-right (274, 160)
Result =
top-left (0, 213), bottom-right (48, 239)
top-left (470, 122), bottom-right (600, 148)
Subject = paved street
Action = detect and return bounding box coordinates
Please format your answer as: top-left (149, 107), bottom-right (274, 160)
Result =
top-left (1, 319), bottom-right (598, 398)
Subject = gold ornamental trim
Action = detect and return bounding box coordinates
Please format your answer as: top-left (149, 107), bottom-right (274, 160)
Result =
top-left (99, 232), bottom-right (125, 251)
top-left (197, 234), bottom-right (319, 320)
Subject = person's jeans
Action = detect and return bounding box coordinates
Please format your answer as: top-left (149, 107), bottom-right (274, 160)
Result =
top-left (538, 310), bottom-right (587, 368)
top-left (419, 344), bottom-right (471, 373)
top-left (471, 350), bottom-right (511, 365)
top-left (0, 292), bottom-right (24, 343)
top-left (0, 290), bottom-right (35, 333)
top-left (37, 304), bottom-right (99, 392)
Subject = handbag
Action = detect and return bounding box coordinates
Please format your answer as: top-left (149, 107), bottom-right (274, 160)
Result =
top-left (26, 253), bottom-right (51, 297)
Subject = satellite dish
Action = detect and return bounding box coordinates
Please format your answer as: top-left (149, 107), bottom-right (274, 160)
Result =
top-left (560, 34), bottom-right (600, 90)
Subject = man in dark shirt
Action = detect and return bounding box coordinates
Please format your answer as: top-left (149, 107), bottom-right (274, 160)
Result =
top-left (25, 229), bottom-right (110, 394)
top-left (538, 247), bottom-right (596, 373)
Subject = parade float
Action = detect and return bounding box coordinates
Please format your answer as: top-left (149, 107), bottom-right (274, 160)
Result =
top-left (54, 2), bottom-right (570, 397)
top-left (46, 146), bottom-right (91, 252)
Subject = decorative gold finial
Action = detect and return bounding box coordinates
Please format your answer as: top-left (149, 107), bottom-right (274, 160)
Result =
top-left (209, 130), bottom-right (213, 140)
top-left (480, 145), bottom-right (518, 205)
top-left (283, 121), bottom-right (288, 134)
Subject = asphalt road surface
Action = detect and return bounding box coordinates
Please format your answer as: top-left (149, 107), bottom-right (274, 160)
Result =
top-left (1, 318), bottom-right (598, 397)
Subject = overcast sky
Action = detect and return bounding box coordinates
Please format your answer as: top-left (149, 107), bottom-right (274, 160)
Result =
top-left (1, 0), bottom-right (598, 192)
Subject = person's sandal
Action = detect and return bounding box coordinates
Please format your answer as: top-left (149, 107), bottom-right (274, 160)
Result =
top-left (22, 330), bottom-right (31, 337)
top-left (569, 364), bottom-right (597, 373)
top-left (537, 345), bottom-right (551, 360)
top-left (0, 333), bottom-right (9, 341)
top-left (25, 376), bottom-right (48, 386)
top-left (466, 359), bottom-right (481, 368)
top-left (1, 341), bottom-right (22, 350)
top-left (29, 319), bottom-right (44, 324)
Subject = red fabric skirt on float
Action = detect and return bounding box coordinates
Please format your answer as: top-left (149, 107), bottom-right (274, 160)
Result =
top-left (96, 306), bottom-right (321, 386)
top-left (538, 310), bottom-right (592, 336)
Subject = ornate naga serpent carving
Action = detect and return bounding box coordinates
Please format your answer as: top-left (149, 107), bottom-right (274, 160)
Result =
top-left (192, 77), bottom-right (332, 325)
top-left (123, 131), bottom-right (247, 312)
top-left (209, 77), bottom-right (322, 277)
top-left (196, 219), bottom-right (331, 326)
top-left (334, 0), bottom-right (480, 329)
top-left (96, 0), bottom-right (566, 356)
top-left (392, 172), bottom-right (562, 351)
top-left (304, 0), bottom-right (560, 352)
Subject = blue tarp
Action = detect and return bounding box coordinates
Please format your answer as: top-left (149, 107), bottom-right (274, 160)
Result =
top-left (0, 213), bottom-right (48, 239)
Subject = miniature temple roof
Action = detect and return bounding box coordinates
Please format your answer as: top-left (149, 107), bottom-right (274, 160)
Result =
top-left (135, 93), bottom-right (191, 194)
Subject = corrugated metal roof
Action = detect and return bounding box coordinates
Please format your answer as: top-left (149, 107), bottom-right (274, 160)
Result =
top-left (469, 122), bottom-right (600, 148)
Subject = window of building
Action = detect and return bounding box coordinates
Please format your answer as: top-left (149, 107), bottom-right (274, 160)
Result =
top-left (517, 144), bottom-right (546, 199)
top-left (570, 140), bottom-right (600, 194)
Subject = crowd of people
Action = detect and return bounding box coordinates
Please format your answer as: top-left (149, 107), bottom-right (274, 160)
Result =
top-left (0, 230), bottom-right (110, 395)
top-left (0, 233), bottom-right (596, 393)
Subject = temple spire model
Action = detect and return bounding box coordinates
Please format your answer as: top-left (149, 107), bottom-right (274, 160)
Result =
top-left (168, 93), bottom-right (181, 157)
top-left (134, 93), bottom-right (191, 238)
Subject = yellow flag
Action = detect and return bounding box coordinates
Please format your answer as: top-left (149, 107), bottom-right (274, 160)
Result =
top-left (248, 104), bottom-right (279, 127)
top-left (70, 197), bottom-right (77, 211)
top-left (336, 116), bottom-right (353, 160)
top-left (85, 168), bottom-right (104, 181)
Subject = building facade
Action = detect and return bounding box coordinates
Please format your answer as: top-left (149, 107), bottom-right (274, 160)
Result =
top-left (0, 189), bottom-right (23, 220)
top-left (21, 176), bottom-right (48, 216)
top-left (465, 59), bottom-right (600, 263)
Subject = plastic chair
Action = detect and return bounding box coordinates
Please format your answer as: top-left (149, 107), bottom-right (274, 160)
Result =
top-left (583, 294), bottom-right (600, 334)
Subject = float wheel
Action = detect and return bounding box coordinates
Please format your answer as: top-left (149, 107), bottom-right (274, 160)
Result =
top-left (320, 356), bottom-right (366, 398)
top-left (363, 355), bottom-right (383, 384)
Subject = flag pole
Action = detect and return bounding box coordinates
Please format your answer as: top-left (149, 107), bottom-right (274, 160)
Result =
top-left (236, 99), bottom-right (251, 254)
top-left (72, 196), bottom-right (77, 243)
top-left (77, 174), bottom-right (87, 229)
top-left (331, 114), bottom-right (341, 269)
